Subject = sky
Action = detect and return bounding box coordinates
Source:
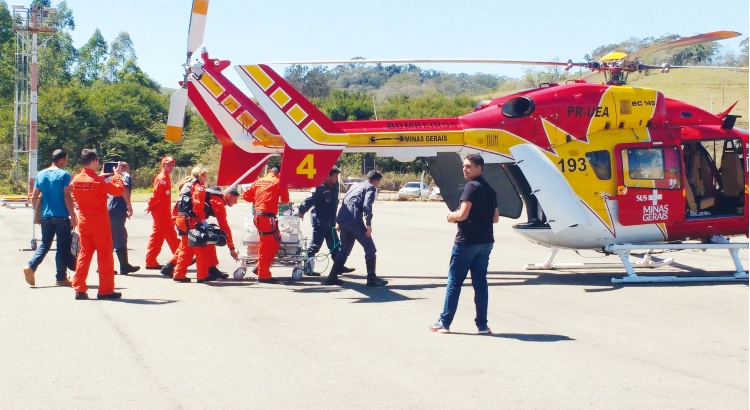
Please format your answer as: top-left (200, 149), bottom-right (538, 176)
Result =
top-left (56, 0), bottom-right (750, 89)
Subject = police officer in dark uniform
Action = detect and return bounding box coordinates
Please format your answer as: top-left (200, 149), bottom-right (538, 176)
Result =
top-left (298, 166), bottom-right (355, 276)
top-left (108, 161), bottom-right (140, 275)
top-left (324, 170), bottom-right (388, 287)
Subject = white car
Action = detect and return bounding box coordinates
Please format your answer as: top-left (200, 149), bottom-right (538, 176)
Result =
top-left (429, 186), bottom-right (442, 201)
top-left (398, 182), bottom-right (429, 200)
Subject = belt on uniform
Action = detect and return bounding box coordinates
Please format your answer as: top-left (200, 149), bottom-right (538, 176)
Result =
top-left (253, 212), bottom-right (279, 239)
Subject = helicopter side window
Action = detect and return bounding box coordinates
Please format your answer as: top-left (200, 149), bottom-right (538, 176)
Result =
top-left (621, 147), bottom-right (681, 189)
top-left (585, 150), bottom-right (611, 180)
top-left (683, 139), bottom-right (745, 217)
top-left (501, 97), bottom-right (535, 118)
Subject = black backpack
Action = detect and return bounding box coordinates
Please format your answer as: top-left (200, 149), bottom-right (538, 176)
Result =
top-left (177, 181), bottom-right (226, 218)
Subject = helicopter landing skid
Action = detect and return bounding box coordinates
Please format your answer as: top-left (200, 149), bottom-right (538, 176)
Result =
top-left (525, 247), bottom-right (673, 272)
top-left (606, 240), bottom-right (749, 284)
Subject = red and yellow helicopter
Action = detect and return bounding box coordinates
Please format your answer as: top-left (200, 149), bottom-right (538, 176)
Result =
top-left (167, 0), bottom-right (749, 283)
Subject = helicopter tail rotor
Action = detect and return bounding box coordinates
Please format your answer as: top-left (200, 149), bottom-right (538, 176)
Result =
top-left (165, 0), bottom-right (210, 143)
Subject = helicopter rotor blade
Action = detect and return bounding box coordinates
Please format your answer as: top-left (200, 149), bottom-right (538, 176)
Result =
top-left (265, 58), bottom-right (572, 67)
top-left (165, 87), bottom-right (188, 142)
top-left (187, 0), bottom-right (209, 56)
top-left (665, 65), bottom-right (748, 70)
top-left (627, 31), bottom-right (741, 62)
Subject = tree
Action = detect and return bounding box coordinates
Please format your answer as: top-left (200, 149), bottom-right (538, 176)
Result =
top-left (739, 38), bottom-right (749, 67)
top-left (318, 89), bottom-right (374, 121)
top-left (103, 31), bottom-right (136, 82)
top-left (74, 28), bottom-right (108, 84)
top-left (38, 32), bottom-right (76, 87)
top-left (115, 59), bottom-right (160, 90)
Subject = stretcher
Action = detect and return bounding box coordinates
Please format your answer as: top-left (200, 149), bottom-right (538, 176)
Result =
top-left (233, 212), bottom-right (315, 281)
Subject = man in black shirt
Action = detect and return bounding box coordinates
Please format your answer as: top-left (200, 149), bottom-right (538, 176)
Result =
top-left (432, 154), bottom-right (499, 334)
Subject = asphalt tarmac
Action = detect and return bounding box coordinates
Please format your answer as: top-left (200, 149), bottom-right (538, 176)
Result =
top-left (1, 198), bottom-right (747, 409)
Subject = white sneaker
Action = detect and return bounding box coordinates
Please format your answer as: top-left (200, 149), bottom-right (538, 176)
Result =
top-left (431, 320), bottom-right (450, 334)
top-left (477, 327), bottom-right (492, 335)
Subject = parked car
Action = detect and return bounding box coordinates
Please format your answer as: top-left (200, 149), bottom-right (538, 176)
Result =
top-left (398, 182), bottom-right (429, 200)
top-left (429, 186), bottom-right (442, 201)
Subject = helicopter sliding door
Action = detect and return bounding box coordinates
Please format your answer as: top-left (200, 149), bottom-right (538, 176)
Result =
top-left (615, 143), bottom-right (685, 226)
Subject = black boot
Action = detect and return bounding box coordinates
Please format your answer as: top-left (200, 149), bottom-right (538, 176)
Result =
top-left (208, 266), bottom-right (229, 279)
top-left (160, 262), bottom-right (175, 277)
top-left (324, 260), bottom-right (344, 286)
top-left (365, 257), bottom-right (387, 287)
top-left (330, 251), bottom-right (355, 274)
top-left (115, 248), bottom-right (141, 275)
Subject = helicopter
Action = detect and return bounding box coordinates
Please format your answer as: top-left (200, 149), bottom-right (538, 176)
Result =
top-left (167, 0), bottom-right (749, 283)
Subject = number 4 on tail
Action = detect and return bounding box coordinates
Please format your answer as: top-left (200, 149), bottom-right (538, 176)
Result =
top-left (296, 154), bottom-right (317, 179)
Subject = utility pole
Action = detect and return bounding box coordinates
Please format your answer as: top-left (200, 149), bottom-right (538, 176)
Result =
top-left (12, 4), bottom-right (57, 251)
top-left (11, 4), bottom-right (57, 195)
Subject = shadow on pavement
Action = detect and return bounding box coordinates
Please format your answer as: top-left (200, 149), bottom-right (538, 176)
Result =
top-left (448, 332), bottom-right (575, 342)
top-left (107, 298), bottom-right (178, 305)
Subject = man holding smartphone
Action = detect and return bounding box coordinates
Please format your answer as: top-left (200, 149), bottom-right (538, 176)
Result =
top-left (70, 149), bottom-right (124, 300)
top-left (107, 161), bottom-right (140, 275)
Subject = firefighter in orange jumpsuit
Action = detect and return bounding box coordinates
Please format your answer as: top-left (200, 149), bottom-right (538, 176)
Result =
top-left (70, 149), bottom-right (124, 300)
top-left (172, 166), bottom-right (213, 283)
top-left (205, 187), bottom-right (240, 279)
top-left (242, 167), bottom-right (290, 284)
top-left (144, 156), bottom-right (180, 269)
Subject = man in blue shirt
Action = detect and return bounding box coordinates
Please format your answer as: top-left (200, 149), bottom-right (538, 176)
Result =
top-left (324, 170), bottom-right (387, 287)
top-left (297, 166), bottom-right (355, 276)
top-left (431, 154), bottom-right (499, 334)
top-left (24, 149), bottom-right (78, 287)
top-left (108, 162), bottom-right (140, 275)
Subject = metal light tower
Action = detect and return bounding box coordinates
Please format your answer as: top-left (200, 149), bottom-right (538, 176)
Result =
top-left (11, 4), bottom-right (57, 195)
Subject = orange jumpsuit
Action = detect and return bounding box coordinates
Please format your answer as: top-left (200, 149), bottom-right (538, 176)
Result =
top-left (206, 195), bottom-right (236, 267)
top-left (242, 173), bottom-right (290, 279)
top-left (173, 180), bottom-right (211, 281)
top-left (70, 169), bottom-right (124, 295)
top-left (145, 170), bottom-right (180, 267)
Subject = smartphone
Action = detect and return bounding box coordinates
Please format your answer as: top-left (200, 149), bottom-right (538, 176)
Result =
top-left (102, 162), bottom-right (118, 174)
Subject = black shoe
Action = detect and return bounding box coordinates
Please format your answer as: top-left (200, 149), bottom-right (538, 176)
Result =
top-left (208, 266), bottom-right (229, 279)
top-left (197, 276), bottom-right (217, 283)
top-left (97, 292), bottom-right (122, 300)
top-left (75, 292), bottom-right (88, 300)
top-left (305, 271), bottom-right (321, 277)
top-left (340, 266), bottom-right (356, 274)
top-left (257, 277), bottom-right (278, 284)
top-left (173, 277), bottom-right (191, 283)
top-left (366, 277), bottom-right (388, 287)
top-left (145, 265), bottom-right (164, 270)
top-left (119, 265), bottom-right (141, 275)
top-left (323, 276), bottom-right (343, 286)
top-left (161, 262), bottom-right (175, 277)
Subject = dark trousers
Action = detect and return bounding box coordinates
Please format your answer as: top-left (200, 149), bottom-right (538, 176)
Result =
top-left (308, 223), bottom-right (339, 259)
top-left (333, 221), bottom-right (377, 265)
top-left (110, 213), bottom-right (128, 250)
top-left (28, 217), bottom-right (73, 280)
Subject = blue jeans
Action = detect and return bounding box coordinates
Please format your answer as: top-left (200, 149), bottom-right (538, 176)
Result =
top-left (28, 217), bottom-right (73, 280)
top-left (439, 242), bottom-right (493, 329)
